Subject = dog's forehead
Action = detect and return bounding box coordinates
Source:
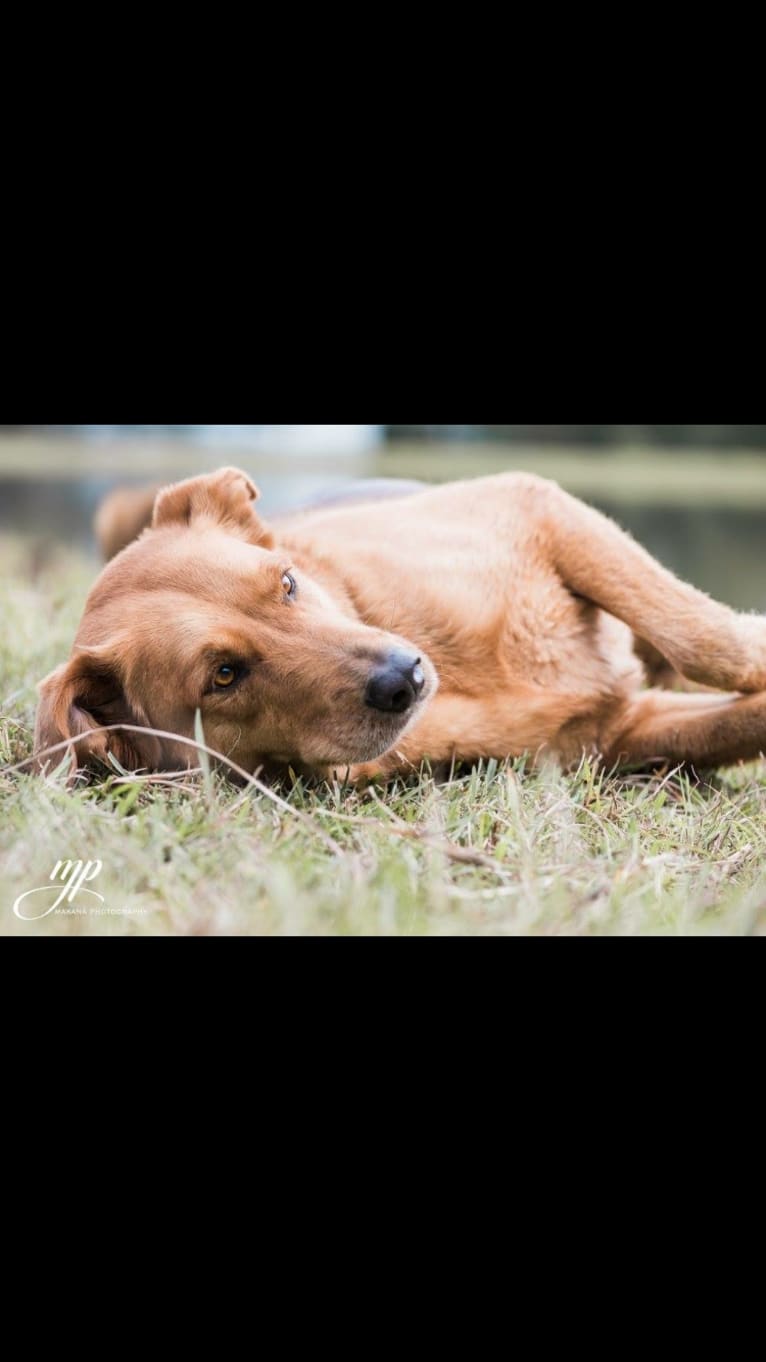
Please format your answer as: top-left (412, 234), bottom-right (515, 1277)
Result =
top-left (96, 526), bottom-right (279, 601)
top-left (77, 529), bottom-right (288, 657)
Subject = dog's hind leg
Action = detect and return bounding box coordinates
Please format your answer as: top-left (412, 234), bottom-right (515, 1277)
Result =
top-left (602, 688), bottom-right (766, 770)
top-left (519, 476), bottom-right (766, 693)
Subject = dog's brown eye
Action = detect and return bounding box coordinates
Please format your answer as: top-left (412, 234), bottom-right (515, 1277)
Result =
top-left (282, 572), bottom-right (297, 599)
top-left (215, 665), bottom-right (237, 688)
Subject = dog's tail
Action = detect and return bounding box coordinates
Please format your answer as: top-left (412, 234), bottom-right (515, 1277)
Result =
top-left (94, 484), bottom-right (161, 561)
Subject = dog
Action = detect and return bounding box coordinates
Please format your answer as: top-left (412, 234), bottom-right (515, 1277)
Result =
top-left (33, 466), bottom-right (766, 780)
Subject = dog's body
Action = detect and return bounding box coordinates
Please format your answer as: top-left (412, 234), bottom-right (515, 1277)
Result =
top-left (34, 468), bottom-right (766, 779)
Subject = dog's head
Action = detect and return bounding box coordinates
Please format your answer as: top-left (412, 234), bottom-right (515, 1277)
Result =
top-left (34, 468), bottom-right (437, 777)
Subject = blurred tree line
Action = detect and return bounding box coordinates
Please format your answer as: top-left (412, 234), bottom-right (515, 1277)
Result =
top-left (388, 425), bottom-right (766, 446)
top-left (3, 424), bottom-right (766, 448)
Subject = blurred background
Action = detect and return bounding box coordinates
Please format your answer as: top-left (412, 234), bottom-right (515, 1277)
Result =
top-left (1, 424), bottom-right (765, 607)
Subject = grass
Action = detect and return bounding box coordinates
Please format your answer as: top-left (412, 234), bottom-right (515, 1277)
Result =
top-left (2, 533), bottom-right (766, 937)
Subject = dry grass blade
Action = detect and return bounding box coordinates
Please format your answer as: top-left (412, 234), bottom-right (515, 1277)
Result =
top-left (4, 723), bottom-right (344, 857)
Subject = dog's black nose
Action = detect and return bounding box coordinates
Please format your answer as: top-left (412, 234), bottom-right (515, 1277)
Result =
top-left (365, 652), bottom-right (425, 715)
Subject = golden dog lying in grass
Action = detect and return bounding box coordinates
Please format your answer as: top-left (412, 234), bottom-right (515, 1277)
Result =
top-left (34, 467), bottom-right (766, 780)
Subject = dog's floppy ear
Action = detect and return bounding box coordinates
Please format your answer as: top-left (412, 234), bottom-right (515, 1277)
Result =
top-left (153, 466), bottom-right (275, 549)
top-left (33, 648), bottom-right (160, 777)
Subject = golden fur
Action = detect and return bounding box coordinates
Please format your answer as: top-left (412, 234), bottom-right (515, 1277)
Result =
top-left (34, 467), bottom-right (766, 779)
